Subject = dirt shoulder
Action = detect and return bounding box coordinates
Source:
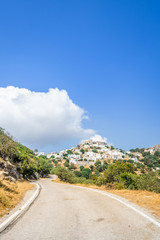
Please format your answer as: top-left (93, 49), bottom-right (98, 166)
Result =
top-left (106, 189), bottom-right (160, 219)
top-left (0, 180), bottom-right (33, 218)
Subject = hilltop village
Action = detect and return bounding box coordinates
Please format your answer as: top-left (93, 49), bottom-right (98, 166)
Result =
top-left (38, 136), bottom-right (160, 172)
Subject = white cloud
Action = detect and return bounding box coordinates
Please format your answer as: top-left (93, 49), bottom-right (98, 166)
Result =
top-left (90, 134), bottom-right (107, 143)
top-left (0, 86), bottom-right (95, 148)
top-left (81, 134), bottom-right (107, 144)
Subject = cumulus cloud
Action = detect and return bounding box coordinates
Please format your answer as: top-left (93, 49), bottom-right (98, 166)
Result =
top-left (0, 86), bottom-right (95, 147)
top-left (90, 134), bottom-right (107, 143)
top-left (81, 134), bottom-right (107, 143)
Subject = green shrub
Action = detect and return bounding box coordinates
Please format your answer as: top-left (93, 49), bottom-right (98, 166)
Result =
top-left (132, 173), bottom-right (160, 193)
top-left (119, 173), bottom-right (133, 188)
top-left (81, 168), bottom-right (92, 179)
top-left (74, 171), bottom-right (82, 177)
top-left (116, 182), bottom-right (125, 190)
top-left (95, 175), bottom-right (106, 186)
top-left (37, 158), bottom-right (53, 175)
top-left (54, 167), bottom-right (75, 183)
top-left (103, 161), bottom-right (135, 183)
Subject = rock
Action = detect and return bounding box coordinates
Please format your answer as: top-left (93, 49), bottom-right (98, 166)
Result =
top-left (34, 173), bottom-right (40, 180)
top-left (4, 175), bottom-right (16, 182)
top-left (0, 158), bottom-right (22, 181)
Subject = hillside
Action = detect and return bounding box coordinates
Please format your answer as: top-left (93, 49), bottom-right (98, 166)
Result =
top-left (46, 138), bottom-right (138, 165)
top-left (45, 137), bottom-right (160, 193)
top-left (45, 137), bottom-right (160, 175)
top-left (0, 128), bottom-right (53, 181)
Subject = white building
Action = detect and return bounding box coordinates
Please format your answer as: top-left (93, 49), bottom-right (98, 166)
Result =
top-left (74, 149), bottom-right (81, 154)
top-left (68, 154), bottom-right (80, 160)
top-left (37, 152), bottom-right (45, 156)
top-left (46, 152), bottom-right (57, 158)
top-left (131, 157), bottom-right (138, 162)
top-left (69, 159), bottom-right (77, 164)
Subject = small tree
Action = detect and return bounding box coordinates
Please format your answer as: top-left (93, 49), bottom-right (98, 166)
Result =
top-left (89, 165), bottom-right (94, 171)
top-left (80, 166), bottom-right (84, 171)
top-left (80, 148), bottom-right (85, 154)
top-left (81, 168), bottom-right (92, 179)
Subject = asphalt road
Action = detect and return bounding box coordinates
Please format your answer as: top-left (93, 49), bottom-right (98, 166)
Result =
top-left (1, 178), bottom-right (160, 240)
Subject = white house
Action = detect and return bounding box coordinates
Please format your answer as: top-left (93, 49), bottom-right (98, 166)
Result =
top-left (68, 154), bottom-right (80, 160)
top-left (37, 152), bottom-right (45, 156)
top-left (69, 159), bottom-right (77, 164)
top-left (74, 149), bottom-right (81, 154)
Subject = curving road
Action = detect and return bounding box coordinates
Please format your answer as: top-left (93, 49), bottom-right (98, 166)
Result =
top-left (1, 178), bottom-right (160, 240)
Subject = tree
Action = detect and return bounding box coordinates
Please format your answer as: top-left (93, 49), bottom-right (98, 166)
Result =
top-left (81, 168), bottom-right (92, 179)
top-left (95, 160), bottom-right (101, 166)
top-left (34, 149), bottom-right (38, 154)
top-left (92, 149), bottom-right (98, 153)
top-left (64, 160), bottom-right (69, 167)
top-left (119, 173), bottom-right (133, 188)
top-left (89, 165), bottom-right (94, 171)
top-left (132, 173), bottom-right (160, 193)
top-left (95, 160), bottom-right (103, 172)
top-left (67, 150), bottom-right (73, 154)
top-left (80, 148), bottom-right (85, 154)
top-left (54, 167), bottom-right (75, 183)
top-left (154, 151), bottom-right (160, 157)
top-left (74, 171), bottom-right (82, 177)
top-left (37, 158), bottom-right (53, 175)
top-left (103, 160), bottom-right (108, 170)
top-left (80, 166), bottom-right (84, 171)
top-left (103, 161), bottom-right (135, 183)
top-left (68, 163), bottom-right (76, 170)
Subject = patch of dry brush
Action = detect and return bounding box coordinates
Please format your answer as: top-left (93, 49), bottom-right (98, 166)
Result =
top-left (107, 189), bottom-right (160, 219)
top-left (0, 180), bottom-right (33, 217)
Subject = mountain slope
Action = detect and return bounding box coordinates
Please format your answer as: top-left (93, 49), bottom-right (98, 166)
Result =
top-left (0, 128), bottom-right (52, 180)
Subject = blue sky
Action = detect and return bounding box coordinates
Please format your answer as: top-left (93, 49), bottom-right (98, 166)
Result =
top-left (0, 0), bottom-right (160, 152)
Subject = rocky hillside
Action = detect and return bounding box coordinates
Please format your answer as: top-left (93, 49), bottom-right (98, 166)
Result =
top-left (0, 128), bottom-right (53, 181)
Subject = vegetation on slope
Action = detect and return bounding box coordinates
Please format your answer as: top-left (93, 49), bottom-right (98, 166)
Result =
top-left (0, 128), bottom-right (53, 179)
top-left (130, 147), bottom-right (160, 169)
top-left (51, 160), bottom-right (160, 193)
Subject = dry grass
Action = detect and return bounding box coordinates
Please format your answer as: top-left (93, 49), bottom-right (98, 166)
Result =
top-left (53, 179), bottom-right (160, 219)
top-left (106, 189), bottom-right (160, 219)
top-left (0, 180), bottom-right (33, 218)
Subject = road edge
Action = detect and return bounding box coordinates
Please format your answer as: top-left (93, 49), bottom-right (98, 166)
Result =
top-left (53, 181), bottom-right (160, 228)
top-left (0, 182), bottom-right (41, 233)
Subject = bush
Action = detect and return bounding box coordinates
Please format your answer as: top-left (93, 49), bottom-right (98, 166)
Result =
top-left (76, 177), bottom-right (88, 184)
top-left (54, 167), bottom-right (75, 183)
top-left (74, 171), bottom-right (82, 177)
top-left (116, 182), bottom-right (125, 190)
top-left (81, 168), bottom-right (92, 179)
top-left (119, 173), bottom-right (133, 188)
top-left (89, 165), bottom-right (94, 171)
top-left (103, 161), bottom-right (135, 183)
top-left (37, 158), bottom-right (53, 175)
top-left (132, 173), bottom-right (160, 193)
top-left (80, 166), bottom-right (84, 171)
top-left (64, 160), bottom-right (69, 167)
top-left (154, 151), bottom-right (160, 157)
top-left (95, 175), bottom-right (106, 186)
top-left (21, 159), bottom-right (37, 178)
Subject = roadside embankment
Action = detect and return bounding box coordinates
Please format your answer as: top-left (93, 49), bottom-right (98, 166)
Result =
top-left (0, 180), bottom-right (33, 218)
top-left (0, 180), bottom-right (40, 233)
top-left (107, 189), bottom-right (160, 219)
